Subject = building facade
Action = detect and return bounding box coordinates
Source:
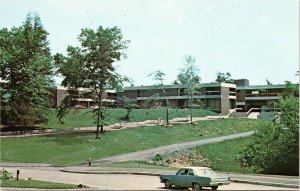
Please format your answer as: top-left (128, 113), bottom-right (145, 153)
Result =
top-left (118, 83), bottom-right (236, 114)
top-left (118, 80), bottom-right (290, 114)
top-left (52, 79), bottom-right (292, 115)
top-left (236, 84), bottom-right (286, 112)
top-left (52, 86), bottom-right (117, 108)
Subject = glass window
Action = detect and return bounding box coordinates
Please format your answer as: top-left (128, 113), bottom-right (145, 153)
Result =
top-left (194, 168), bottom-right (216, 176)
top-left (177, 169), bottom-right (188, 175)
top-left (188, 169), bottom-right (194, 175)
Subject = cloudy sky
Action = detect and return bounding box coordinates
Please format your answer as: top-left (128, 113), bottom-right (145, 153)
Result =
top-left (0, 0), bottom-right (298, 86)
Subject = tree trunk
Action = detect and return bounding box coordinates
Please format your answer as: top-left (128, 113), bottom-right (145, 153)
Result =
top-left (190, 108), bottom-right (193, 124)
top-left (96, 108), bottom-right (100, 139)
top-left (100, 109), bottom-right (104, 134)
top-left (125, 111), bottom-right (130, 120)
top-left (95, 92), bottom-right (102, 139)
top-left (190, 94), bottom-right (193, 124)
top-left (166, 107), bottom-right (169, 125)
top-left (99, 88), bottom-right (104, 134)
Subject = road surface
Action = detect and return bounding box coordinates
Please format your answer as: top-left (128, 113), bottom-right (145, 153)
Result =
top-left (1, 167), bottom-right (296, 190)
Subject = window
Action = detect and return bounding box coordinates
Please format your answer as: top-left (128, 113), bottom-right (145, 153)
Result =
top-left (188, 169), bottom-right (194, 176)
top-left (177, 169), bottom-right (188, 175)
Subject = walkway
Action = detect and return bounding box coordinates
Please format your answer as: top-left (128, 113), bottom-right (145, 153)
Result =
top-left (0, 115), bottom-right (234, 137)
top-left (93, 131), bottom-right (255, 163)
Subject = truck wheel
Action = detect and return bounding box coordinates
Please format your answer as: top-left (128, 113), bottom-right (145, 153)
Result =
top-left (211, 186), bottom-right (218, 190)
top-left (193, 183), bottom-right (202, 191)
top-left (164, 180), bottom-right (171, 189)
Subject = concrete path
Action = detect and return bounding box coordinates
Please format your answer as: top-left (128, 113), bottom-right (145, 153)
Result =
top-left (94, 131), bottom-right (255, 163)
top-left (0, 115), bottom-right (234, 137)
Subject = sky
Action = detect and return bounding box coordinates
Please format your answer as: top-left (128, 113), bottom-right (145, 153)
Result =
top-left (0, 0), bottom-right (299, 86)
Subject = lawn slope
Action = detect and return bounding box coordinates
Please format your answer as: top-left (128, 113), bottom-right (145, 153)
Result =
top-left (1, 118), bottom-right (261, 165)
top-left (43, 108), bottom-right (216, 128)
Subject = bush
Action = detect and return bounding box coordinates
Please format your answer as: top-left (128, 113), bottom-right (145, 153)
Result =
top-left (238, 82), bottom-right (299, 175)
top-left (0, 169), bottom-right (13, 181)
top-left (153, 154), bottom-right (163, 161)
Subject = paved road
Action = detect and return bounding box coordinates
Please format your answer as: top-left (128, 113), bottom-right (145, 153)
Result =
top-left (95, 131), bottom-right (255, 163)
top-left (1, 167), bottom-right (296, 190)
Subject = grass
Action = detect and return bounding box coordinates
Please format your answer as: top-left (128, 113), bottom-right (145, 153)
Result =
top-left (0, 118), bottom-right (262, 165)
top-left (0, 179), bottom-right (80, 189)
top-left (196, 136), bottom-right (255, 173)
top-left (42, 108), bottom-right (217, 128)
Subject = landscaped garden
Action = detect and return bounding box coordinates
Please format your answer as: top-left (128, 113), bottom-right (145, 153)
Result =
top-left (1, 118), bottom-right (262, 166)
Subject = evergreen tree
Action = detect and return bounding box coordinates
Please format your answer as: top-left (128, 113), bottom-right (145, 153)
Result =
top-left (0, 13), bottom-right (53, 132)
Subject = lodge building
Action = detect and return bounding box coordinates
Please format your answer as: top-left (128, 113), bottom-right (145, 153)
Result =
top-left (52, 79), bottom-right (290, 115)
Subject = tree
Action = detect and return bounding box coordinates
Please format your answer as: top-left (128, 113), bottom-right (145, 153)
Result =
top-left (175, 55), bottom-right (201, 124)
top-left (55, 26), bottom-right (129, 139)
top-left (215, 71), bottom-right (234, 83)
top-left (238, 82), bottom-right (299, 175)
top-left (0, 13), bottom-right (53, 132)
top-left (266, 79), bottom-right (273, 85)
top-left (122, 96), bottom-right (139, 120)
top-left (175, 55), bottom-right (200, 84)
top-left (148, 70), bottom-right (170, 125)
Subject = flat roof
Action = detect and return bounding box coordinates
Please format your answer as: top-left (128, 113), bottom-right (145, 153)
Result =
top-left (236, 84), bottom-right (287, 90)
top-left (124, 82), bottom-right (236, 90)
top-left (52, 86), bottom-right (116, 93)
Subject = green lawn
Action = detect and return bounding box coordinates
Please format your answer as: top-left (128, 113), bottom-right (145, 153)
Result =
top-left (196, 136), bottom-right (255, 173)
top-left (1, 118), bottom-right (261, 165)
top-left (42, 108), bottom-right (217, 128)
top-left (0, 179), bottom-right (81, 189)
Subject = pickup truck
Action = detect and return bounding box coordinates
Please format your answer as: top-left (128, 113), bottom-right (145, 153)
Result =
top-left (159, 167), bottom-right (230, 190)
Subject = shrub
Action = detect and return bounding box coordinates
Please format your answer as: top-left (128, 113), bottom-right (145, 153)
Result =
top-left (0, 169), bottom-right (13, 181)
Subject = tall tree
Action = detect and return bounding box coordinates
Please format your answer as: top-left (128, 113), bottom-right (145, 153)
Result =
top-left (215, 71), bottom-right (234, 83)
top-left (55, 26), bottom-right (129, 139)
top-left (175, 55), bottom-right (200, 84)
top-left (148, 70), bottom-right (170, 125)
top-left (175, 55), bottom-right (201, 124)
top-left (0, 13), bottom-right (53, 132)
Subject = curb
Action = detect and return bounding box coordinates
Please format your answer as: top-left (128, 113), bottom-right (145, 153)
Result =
top-left (231, 179), bottom-right (299, 189)
top-left (60, 169), bottom-right (299, 189)
top-left (60, 169), bottom-right (159, 176)
top-left (0, 164), bottom-right (52, 167)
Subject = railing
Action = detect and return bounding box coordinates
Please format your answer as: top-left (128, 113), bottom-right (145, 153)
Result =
top-left (227, 108), bottom-right (243, 117)
top-left (246, 107), bottom-right (281, 117)
top-left (245, 93), bottom-right (281, 97)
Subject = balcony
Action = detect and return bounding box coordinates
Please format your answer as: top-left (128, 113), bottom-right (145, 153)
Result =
top-left (136, 95), bottom-right (222, 101)
top-left (245, 96), bottom-right (280, 100)
top-left (245, 92), bottom-right (281, 97)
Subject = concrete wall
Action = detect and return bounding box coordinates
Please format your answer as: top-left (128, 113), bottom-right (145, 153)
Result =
top-left (221, 87), bottom-right (230, 115)
top-left (52, 88), bottom-right (67, 108)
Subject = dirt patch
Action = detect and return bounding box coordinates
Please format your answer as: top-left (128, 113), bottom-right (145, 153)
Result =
top-left (144, 150), bottom-right (211, 168)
